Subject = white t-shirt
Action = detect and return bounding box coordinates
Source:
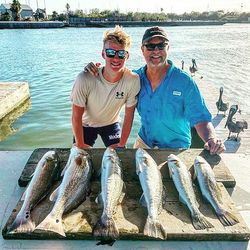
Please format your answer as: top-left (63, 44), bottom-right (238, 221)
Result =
top-left (71, 67), bottom-right (140, 127)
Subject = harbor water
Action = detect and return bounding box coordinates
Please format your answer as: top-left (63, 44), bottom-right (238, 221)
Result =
top-left (0, 24), bottom-right (249, 150)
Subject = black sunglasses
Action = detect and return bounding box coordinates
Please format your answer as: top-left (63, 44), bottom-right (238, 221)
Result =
top-left (105, 49), bottom-right (128, 59)
top-left (143, 42), bottom-right (168, 51)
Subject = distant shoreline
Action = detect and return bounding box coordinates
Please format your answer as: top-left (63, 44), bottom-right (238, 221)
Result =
top-left (0, 20), bottom-right (249, 29)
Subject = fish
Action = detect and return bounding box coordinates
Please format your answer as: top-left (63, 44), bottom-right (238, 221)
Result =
top-left (167, 154), bottom-right (213, 230)
top-left (92, 147), bottom-right (124, 240)
top-left (194, 155), bottom-right (239, 226)
top-left (8, 150), bottom-right (59, 234)
top-left (35, 148), bottom-right (92, 237)
top-left (135, 148), bottom-right (167, 240)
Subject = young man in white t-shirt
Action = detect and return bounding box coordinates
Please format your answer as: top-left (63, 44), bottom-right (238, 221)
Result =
top-left (71, 26), bottom-right (140, 149)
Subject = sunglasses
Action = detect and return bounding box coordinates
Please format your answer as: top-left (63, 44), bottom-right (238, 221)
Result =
top-left (143, 42), bottom-right (168, 51)
top-left (105, 49), bottom-right (128, 59)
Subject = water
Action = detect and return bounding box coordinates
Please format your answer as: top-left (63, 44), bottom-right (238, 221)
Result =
top-left (0, 24), bottom-right (250, 150)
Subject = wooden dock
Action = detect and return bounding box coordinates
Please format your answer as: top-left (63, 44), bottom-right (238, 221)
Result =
top-left (2, 148), bottom-right (250, 241)
top-left (0, 82), bottom-right (30, 120)
top-left (194, 75), bottom-right (249, 154)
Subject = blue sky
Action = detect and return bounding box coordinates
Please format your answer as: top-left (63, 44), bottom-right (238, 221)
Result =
top-left (2, 0), bottom-right (250, 14)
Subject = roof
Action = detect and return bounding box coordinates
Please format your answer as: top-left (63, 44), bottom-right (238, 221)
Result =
top-left (0, 3), bottom-right (32, 11)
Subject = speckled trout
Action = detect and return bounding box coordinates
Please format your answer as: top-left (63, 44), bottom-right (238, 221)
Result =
top-left (194, 156), bottom-right (239, 226)
top-left (93, 147), bottom-right (124, 239)
top-left (168, 154), bottom-right (213, 230)
top-left (36, 148), bottom-right (92, 237)
top-left (8, 151), bottom-right (59, 234)
top-left (136, 148), bottom-right (167, 240)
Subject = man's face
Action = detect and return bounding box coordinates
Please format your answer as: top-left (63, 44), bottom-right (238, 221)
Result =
top-left (102, 40), bottom-right (129, 73)
top-left (141, 37), bottom-right (169, 68)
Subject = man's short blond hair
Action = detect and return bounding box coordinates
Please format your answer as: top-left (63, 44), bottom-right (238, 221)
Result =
top-left (103, 25), bottom-right (131, 50)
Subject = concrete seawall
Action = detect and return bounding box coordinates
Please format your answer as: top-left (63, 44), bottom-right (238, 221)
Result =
top-left (0, 21), bottom-right (65, 29)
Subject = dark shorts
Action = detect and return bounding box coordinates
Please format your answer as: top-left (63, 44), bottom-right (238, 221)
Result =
top-left (73, 122), bottom-right (121, 147)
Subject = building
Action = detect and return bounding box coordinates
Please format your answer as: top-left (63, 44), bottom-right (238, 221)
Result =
top-left (0, 3), bottom-right (33, 19)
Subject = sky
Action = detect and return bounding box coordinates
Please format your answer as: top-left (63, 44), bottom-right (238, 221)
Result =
top-left (1, 0), bottom-right (250, 14)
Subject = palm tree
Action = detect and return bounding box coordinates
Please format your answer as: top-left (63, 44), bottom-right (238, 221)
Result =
top-left (10, 0), bottom-right (21, 21)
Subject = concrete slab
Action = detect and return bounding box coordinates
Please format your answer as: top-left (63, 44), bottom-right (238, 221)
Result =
top-left (0, 82), bottom-right (30, 120)
top-left (0, 151), bottom-right (250, 249)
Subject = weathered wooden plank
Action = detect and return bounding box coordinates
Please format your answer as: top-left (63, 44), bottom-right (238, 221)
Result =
top-left (2, 180), bottom-right (250, 241)
top-left (18, 148), bottom-right (236, 188)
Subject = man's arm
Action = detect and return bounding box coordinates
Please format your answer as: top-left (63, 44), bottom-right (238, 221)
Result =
top-left (112, 105), bottom-right (136, 148)
top-left (194, 121), bottom-right (225, 155)
top-left (71, 104), bottom-right (90, 148)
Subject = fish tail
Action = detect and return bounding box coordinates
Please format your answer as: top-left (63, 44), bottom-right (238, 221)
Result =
top-left (218, 210), bottom-right (239, 226)
top-left (144, 216), bottom-right (167, 240)
top-left (93, 214), bottom-right (119, 239)
top-left (35, 212), bottom-right (65, 237)
top-left (8, 212), bottom-right (35, 234)
top-left (192, 214), bottom-right (214, 230)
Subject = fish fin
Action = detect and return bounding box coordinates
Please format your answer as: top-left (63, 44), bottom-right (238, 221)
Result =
top-left (93, 214), bottom-right (119, 239)
top-left (95, 193), bottom-right (103, 206)
top-left (191, 214), bottom-right (214, 230)
top-left (201, 194), bottom-right (210, 204)
top-left (118, 192), bottom-right (125, 204)
top-left (217, 210), bottom-right (239, 226)
top-left (139, 194), bottom-right (147, 207)
top-left (49, 186), bottom-right (60, 202)
top-left (158, 160), bottom-right (167, 170)
top-left (144, 216), bottom-right (167, 240)
top-left (168, 167), bottom-right (173, 179)
top-left (8, 212), bottom-right (35, 234)
top-left (35, 213), bottom-right (65, 237)
top-left (179, 194), bottom-right (186, 205)
top-left (21, 190), bottom-right (27, 201)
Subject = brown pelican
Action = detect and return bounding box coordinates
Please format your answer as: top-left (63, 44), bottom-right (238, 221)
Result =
top-left (216, 87), bottom-right (229, 116)
top-left (181, 60), bottom-right (184, 70)
top-left (224, 105), bottom-right (248, 141)
top-left (189, 59), bottom-right (198, 76)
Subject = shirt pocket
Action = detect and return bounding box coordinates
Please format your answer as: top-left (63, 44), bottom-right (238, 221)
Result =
top-left (161, 95), bottom-right (184, 122)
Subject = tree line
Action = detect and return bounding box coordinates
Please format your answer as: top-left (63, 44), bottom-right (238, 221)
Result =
top-left (1, 1), bottom-right (249, 22)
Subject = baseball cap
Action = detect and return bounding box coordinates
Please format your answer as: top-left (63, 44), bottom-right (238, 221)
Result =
top-left (142, 26), bottom-right (169, 44)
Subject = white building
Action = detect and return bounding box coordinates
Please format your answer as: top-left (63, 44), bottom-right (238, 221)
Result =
top-left (0, 3), bottom-right (33, 19)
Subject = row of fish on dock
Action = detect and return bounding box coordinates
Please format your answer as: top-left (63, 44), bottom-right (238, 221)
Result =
top-left (7, 147), bottom-right (239, 240)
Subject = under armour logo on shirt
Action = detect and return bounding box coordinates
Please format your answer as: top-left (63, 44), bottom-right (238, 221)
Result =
top-left (116, 92), bottom-right (124, 99)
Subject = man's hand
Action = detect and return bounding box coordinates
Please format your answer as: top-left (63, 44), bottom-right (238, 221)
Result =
top-left (204, 138), bottom-right (225, 155)
top-left (84, 62), bottom-right (101, 76)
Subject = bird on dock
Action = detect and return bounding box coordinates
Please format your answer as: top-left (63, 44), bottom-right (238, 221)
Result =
top-left (181, 60), bottom-right (184, 70)
top-left (189, 59), bottom-right (198, 76)
top-left (216, 87), bottom-right (229, 116)
top-left (224, 104), bottom-right (248, 141)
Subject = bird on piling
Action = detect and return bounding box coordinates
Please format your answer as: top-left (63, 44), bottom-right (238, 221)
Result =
top-left (216, 87), bottom-right (229, 116)
top-left (189, 59), bottom-right (198, 76)
top-left (224, 104), bottom-right (248, 141)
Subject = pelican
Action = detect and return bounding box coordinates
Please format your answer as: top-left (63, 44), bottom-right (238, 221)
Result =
top-left (224, 105), bottom-right (248, 141)
top-left (181, 60), bottom-right (184, 70)
top-left (216, 87), bottom-right (229, 116)
top-left (189, 59), bottom-right (198, 76)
